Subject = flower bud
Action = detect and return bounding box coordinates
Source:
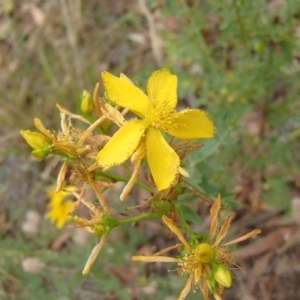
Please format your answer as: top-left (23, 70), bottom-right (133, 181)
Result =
top-left (80, 90), bottom-right (94, 114)
top-left (212, 264), bottom-right (232, 288)
top-left (151, 200), bottom-right (172, 216)
top-left (194, 243), bottom-right (214, 263)
top-left (20, 130), bottom-right (48, 149)
top-left (20, 130), bottom-right (51, 159)
top-left (93, 223), bottom-right (106, 236)
top-left (31, 148), bottom-right (49, 160)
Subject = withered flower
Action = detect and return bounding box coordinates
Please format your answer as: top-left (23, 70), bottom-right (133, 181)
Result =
top-left (132, 195), bottom-right (261, 300)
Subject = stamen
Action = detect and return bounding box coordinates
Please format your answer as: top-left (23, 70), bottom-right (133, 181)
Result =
top-left (145, 100), bottom-right (178, 131)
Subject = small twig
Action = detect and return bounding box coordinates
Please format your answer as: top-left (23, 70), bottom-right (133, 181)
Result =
top-left (181, 179), bottom-right (214, 205)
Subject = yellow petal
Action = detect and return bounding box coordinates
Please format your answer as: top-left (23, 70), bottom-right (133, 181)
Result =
top-left (146, 127), bottom-right (180, 190)
top-left (131, 255), bottom-right (179, 263)
top-left (101, 102), bottom-right (125, 127)
top-left (56, 161), bottom-right (68, 192)
top-left (162, 216), bottom-right (192, 253)
top-left (120, 73), bottom-right (134, 84)
top-left (153, 243), bottom-right (182, 256)
top-left (147, 69), bottom-right (177, 111)
top-left (20, 130), bottom-right (50, 150)
top-left (33, 118), bottom-right (55, 140)
top-left (178, 274), bottom-right (193, 300)
top-left (209, 194), bottom-right (221, 242)
top-left (178, 166), bottom-right (189, 178)
top-left (223, 229), bottom-right (261, 246)
top-left (119, 161), bottom-right (141, 201)
top-left (120, 153), bottom-right (142, 201)
top-left (82, 234), bottom-right (108, 275)
top-left (119, 143), bottom-right (146, 201)
top-left (97, 119), bottom-right (146, 167)
top-left (167, 109), bottom-right (216, 139)
top-left (101, 71), bottom-right (152, 117)
top-left (213, 293), bottom-right (222, 300)
top-left (214, 215), bottom-right (233, 247)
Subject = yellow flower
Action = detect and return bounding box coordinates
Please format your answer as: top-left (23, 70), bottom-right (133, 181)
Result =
top-left (97, 69), bottom-right (215, 190)
top-left (46, 185), bottom-right (75, 228)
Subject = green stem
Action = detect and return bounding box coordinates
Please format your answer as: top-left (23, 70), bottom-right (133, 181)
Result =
top-left (176, 206), bottom-right (196, 238)
top-left (233, 0), bottom-right (252, 74)
top-left (233, 0), bottom-right (247, 47)
top-left (118, 213), bottom-right (153, 225)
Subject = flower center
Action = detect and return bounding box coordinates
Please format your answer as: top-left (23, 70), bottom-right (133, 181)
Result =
top-left (145, 101), bottom-right (176, 131)
top-left (178, 254), bottom-right (202, 279)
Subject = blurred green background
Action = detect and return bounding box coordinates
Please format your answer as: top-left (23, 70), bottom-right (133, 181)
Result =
top-left (1, 0), bottom-right (300, 299)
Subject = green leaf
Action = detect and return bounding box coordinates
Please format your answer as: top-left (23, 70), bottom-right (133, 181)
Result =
top-left (179, 204), bottom-right (202, 225)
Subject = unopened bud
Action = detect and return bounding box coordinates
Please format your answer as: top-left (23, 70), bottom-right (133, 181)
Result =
top-left (93, 222), bottom-right (106, 236)
top-left (20, 130), bottom-right (51, 159)
top-left (80, 90), bottom-right (94, 114)
top-left (31, 148), bottom-right (49, 160)
top-left (212, 264), bottom-right (232, 288)
top-left (195, 243), bottom-right (214, 263)
top-left (20, 130), bottom-right (48, 149)
top-left (151, 200), bottom-right (172, 216)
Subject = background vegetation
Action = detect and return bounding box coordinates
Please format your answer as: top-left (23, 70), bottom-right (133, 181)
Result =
top-left (0, 0), bottom-right (300, 299)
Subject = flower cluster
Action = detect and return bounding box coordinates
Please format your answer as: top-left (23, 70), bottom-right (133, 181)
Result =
top-left (21, 69), bottom-right (260, 299)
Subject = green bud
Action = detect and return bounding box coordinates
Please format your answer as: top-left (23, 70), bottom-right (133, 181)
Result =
top-left (31, 148), bottom-right (49, 160)
top-left (212, 264), bottom-right (232, 288)
top-left (80, 90), bottom-right (94, 114)
top-left (151, 200), bottom-right (172, 216)
top-left (102, 214), bottom-right (119, 229)
top-left (194, 243), bottom-right (214, 263)
top-left (93, 223), bottom-right (106, 236)
top-left (174, 183), bottom-right (183, 194)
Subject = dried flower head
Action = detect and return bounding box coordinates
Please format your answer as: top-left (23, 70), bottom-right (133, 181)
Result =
top-left (21, 103), bottom-right (92, 162)
top-left (132, 195), bottom-right (261, 300)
